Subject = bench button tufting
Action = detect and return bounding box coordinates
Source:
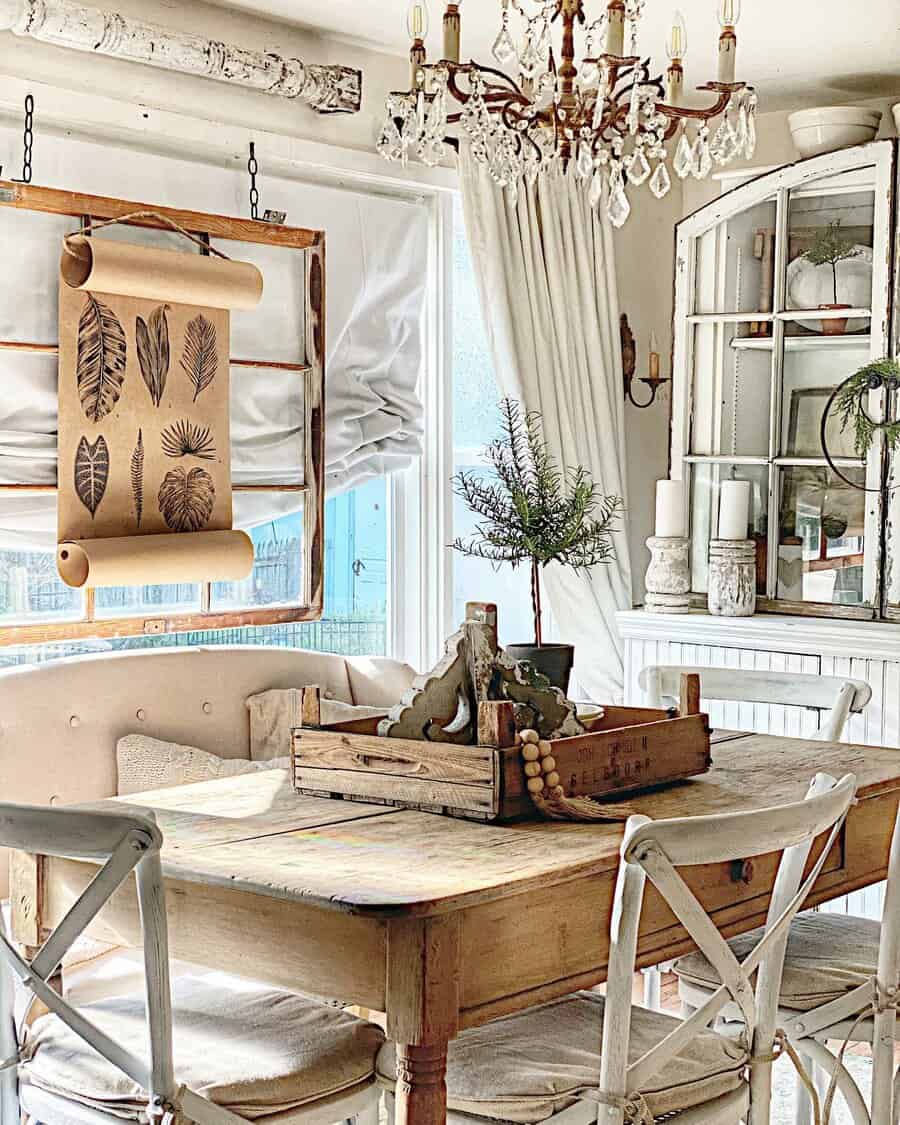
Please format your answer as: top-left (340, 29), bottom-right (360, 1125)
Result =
top-left (136, 709), bottom-right (146, 722)
top-left (69, 715), bottom-right (81, 729)
top-left (202, 702), bottom-right (212, 715)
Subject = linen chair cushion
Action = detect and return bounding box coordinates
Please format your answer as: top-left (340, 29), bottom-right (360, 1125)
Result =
top-left (23, 966), bottom-right (386, 1121)
top-left (674, 911), bottom-right (881, 1011)
top-left (117, 734), bottom-right (290, 796)
top-left (376, 991), bottom-right (747, 1122)
top-left (246, 688), bottom-right (387, 762)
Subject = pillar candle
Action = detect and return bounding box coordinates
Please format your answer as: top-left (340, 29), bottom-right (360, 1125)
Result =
top-left (719, 480), bottom-right (750, 540)
top-left (655, 480), bottom-right (686, 539)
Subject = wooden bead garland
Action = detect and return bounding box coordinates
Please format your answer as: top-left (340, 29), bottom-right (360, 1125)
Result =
top-left (516, 726), bottom-right (638, 823)
top-left (517, 729), bottom-right (566, 801)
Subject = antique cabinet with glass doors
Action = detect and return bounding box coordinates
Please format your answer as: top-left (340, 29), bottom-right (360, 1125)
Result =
top-left (671, 140), bottom-right (900, 621)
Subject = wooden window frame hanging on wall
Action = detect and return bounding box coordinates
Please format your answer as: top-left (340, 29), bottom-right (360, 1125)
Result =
top-left (0, 180), bottom-right (325, 646)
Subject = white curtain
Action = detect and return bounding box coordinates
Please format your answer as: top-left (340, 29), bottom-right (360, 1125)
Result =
top-left (0, 122), bottom-right (428, 552)
top-left (458, 148), bottom-right (632, 702)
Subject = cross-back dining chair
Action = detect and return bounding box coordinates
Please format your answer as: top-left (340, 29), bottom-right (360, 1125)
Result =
top-left (377, 772), bottom-right (857, 1125)
top-left (638, 665), bottom-right (872, 743)
top-left (0, 802), bottom-right (385, 1125)
top-left (676, 799), bottom-right (900, 1125)
top-left (636, 665), bottom-right (871, 1017)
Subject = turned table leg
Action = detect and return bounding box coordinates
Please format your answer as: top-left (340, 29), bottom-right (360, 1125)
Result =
top-left (387, 915), bottom-right (460, 1125)
top-left (395, 1041), bottom-right (449, 1125)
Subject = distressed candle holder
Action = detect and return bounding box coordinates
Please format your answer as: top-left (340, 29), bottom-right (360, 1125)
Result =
top-left (708, 539), bottom-right (757, 617)
top-left (644, 536), bottom-right (691, 615)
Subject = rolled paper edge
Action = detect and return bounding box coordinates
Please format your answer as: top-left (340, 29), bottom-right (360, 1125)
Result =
top-left (60, 236), bottom-right (264, 311)
top-left (57, 531), bottom-right (254, 589)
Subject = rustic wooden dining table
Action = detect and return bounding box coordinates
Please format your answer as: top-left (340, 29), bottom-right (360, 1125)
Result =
top-left (10, 730), bottom-right (900, 1125)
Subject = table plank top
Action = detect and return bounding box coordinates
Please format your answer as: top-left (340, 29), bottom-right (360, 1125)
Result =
top-left (100, 733), bottom-right (900, 918)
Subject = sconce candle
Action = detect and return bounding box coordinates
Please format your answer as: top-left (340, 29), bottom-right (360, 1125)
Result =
top-left (655, 479), bottom-right (686, 538)
top-left (649, 331), bottom-right (661, 383)
top-left (718, 479), bottom-right (751, 541)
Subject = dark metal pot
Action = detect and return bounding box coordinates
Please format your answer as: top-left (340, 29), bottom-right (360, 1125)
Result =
top-left (505, 643), bottom-right (575, 694)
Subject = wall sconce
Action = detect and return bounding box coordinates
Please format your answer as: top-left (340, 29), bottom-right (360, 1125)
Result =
top-left (621, 313), bottom-right (670, 409)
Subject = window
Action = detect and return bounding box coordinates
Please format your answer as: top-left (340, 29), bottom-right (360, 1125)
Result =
top-left (673, 143), bottom-right (894, 619)
top-left (450, 197), bottom-right (536, 647)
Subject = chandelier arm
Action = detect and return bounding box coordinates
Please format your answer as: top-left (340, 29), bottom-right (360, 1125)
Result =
top-left (657, 91), bottom-right (734, 123)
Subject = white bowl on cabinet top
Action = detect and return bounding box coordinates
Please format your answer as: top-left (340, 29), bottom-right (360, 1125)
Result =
top-left (788, 106), bottom-right (882, 158)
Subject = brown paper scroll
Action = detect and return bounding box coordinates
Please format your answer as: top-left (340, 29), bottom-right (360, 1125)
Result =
top-left (61, 236), bottom-right (264, 310)
top-left (57, 531), bottom-right (254, 589)
top-left (57, 231), bottom-right (263, 590)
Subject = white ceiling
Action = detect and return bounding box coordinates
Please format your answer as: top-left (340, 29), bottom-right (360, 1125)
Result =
top-left (214, 0), bottom-right (900, 111)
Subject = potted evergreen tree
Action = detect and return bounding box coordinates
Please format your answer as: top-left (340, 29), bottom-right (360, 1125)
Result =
top-left (802, 220), bottom-right (862, 336)
top-left (451, 399), bottom-right (622, 692)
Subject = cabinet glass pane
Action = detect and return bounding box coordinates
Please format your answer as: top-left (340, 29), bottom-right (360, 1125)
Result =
top-left (786, 180), bottom-right (874, 338)
top-left (780, 339), bottom-right (870, 459)
top-left (776, 466), bottom-right (867, 606)
top-left (691, 325), bottom-right (771, 456)
top-left (693, 197), bottom-right (777, 317)
top-left (689, 463), bottom-right (769, 593)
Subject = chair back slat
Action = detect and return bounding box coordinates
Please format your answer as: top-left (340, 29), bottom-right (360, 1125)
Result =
top-left (638, 665), bottom-right (871, 716)
top-left (598, 772), bottom-right (857, 1124)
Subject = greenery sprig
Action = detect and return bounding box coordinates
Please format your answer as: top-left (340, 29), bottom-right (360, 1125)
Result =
top-left (451, 398), bottom-right (623, 646)
top-left (830, 358), bottom-right (900, 462)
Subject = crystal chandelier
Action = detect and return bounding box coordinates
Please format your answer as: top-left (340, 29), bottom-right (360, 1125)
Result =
top-left (377, 0), bottom-right (757, 227)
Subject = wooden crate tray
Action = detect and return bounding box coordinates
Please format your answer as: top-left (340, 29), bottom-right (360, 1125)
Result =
top-left (291, 682), bottom-right (711, 823)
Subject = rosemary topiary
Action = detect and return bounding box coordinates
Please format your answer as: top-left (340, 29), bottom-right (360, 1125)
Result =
top-left (451, 398), bottom-right (623, 646)
top-left (802, 220), bottom-right (861, 306)
top-left (831, 358), bottom-right (900, 460)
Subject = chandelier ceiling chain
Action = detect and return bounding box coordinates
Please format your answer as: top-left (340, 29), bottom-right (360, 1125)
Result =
top-left (377, 0), bottom-right (757, 227)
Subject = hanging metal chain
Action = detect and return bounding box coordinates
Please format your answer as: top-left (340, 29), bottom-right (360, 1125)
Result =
top-left (248, 141), bottom-right (260, 220)
top-left (13, 95), bottom-right (34, 184)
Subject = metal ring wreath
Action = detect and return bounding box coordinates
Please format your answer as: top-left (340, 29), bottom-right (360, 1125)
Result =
top-left (819, 358), bottom-right (900, 492)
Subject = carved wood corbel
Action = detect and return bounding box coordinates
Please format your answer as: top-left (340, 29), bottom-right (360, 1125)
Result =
top-left (0, 0), bottom-right (362, 115)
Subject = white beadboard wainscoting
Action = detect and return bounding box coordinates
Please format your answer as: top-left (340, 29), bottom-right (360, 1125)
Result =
top-left (618, 609), bottom-right (900, 919)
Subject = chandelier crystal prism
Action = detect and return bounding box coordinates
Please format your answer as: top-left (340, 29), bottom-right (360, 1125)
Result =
top-left (377, 0), bottom-right (757, 227)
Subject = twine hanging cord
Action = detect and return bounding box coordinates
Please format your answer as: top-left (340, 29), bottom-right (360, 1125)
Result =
top-left (62, 211), bottom-right (231, 261)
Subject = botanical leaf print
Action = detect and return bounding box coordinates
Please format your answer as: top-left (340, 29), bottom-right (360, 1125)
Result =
top-left (158, 466), bottom-right (216, 532)
top-left (136, 303), bottom-right (171, 408)
top-left (131, 429), bottom-right (144, 529)
top-left (74, 435), bottom-right (110, 519)
top-left (76, 295), bottom-right (126, 423)
top-left (180, 313), bottom-right (218, 403)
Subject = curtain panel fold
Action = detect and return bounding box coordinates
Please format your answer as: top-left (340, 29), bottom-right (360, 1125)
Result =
top-left (458, 147), bottom-right (632, 701)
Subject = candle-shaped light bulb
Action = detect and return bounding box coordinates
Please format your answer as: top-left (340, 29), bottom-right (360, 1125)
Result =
top-left (407, 0), bottom-right (430, 40)
top-left (649, 331), bottom-right (661, 382)
top-left (665, 11), bottom-right (688, 59)
top-left (717, 0), bottom-right (741, 28)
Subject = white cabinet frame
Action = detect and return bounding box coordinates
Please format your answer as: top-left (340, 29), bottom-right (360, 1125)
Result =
top-left (671, 141), bottom-right (897, 620)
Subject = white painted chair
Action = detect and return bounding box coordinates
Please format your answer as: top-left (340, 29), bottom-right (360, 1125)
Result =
top-left (378, 773), bottom-right (857, 1125)
top-left (636, 665), bottom-right (872, 1015)
top-left (638, 666), bottom-right (872, 743)
top-left (0, 802), bottom-right (385, 1125)
top-left (676, 800), bottom-right (900, 1125)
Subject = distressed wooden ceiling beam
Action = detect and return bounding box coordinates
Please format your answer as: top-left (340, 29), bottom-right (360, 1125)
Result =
top-left (0, 0), bottom-right (363, 115)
